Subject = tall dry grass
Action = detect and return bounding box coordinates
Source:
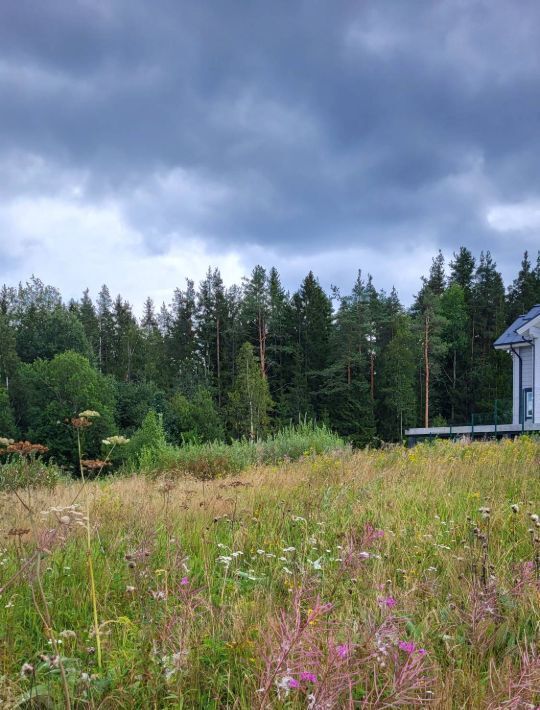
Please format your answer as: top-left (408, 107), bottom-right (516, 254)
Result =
top-left (1, 438), bottom-right (539, 707)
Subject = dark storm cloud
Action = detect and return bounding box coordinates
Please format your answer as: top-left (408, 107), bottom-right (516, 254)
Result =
top-left (2, 0), bottom-right (540, 299)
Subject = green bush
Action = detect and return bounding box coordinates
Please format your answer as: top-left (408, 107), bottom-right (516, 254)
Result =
top-left (126, 410), bottom-right (167, 465)
top-left (164, 387), bottom-right (224, 444)
top-left (137, 423), bottom-right (346, 478)
top-left (0, 454), bottom-right (61, 493)
top-left (258, 423), bottom-right (345, 464)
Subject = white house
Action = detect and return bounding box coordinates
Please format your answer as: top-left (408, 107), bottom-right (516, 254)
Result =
top-left (493, 304), bottom-right (540, 425)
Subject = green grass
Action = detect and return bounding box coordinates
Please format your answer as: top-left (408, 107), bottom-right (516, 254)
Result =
top-left (1, 438), bottom-right (539, 707)
top-left (130, 422), bottom-right (347, 478)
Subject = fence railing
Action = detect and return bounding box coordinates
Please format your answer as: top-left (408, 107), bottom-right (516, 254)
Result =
top-left (440, 399), bottom-right (514, 435)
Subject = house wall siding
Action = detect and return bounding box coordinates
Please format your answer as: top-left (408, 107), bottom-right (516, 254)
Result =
top-left (512, 352), bottom-right (520, 424)
top-left (522, 346), bottom-right (533, 390)
top-left (511, 345), bottom-right (534, 424)
top-left (534, 341), bottom-right (540, 423)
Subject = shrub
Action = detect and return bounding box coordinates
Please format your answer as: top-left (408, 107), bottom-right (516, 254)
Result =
top-left (0, 452), bottom-right (61, 493)
top-left (138, 423), bottom-right (346, 478)
top-left (258, 423), bottom-right (345, 464)
top-left (127, 410), bottom-right (167, 462)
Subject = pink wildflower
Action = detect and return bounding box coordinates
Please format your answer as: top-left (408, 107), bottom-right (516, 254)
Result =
top-left (288, 678), bottom-right (300, 689)
top-left (300, 671), bottom-right (318, 683)
top-left (180, 577), bottom-right (189, 586)
top-left (336, 644), bottom-right (349, 658)
top-left (398, 641), bottom-right (416, 654)
top-left (378, 596), bottom-right (396, 609)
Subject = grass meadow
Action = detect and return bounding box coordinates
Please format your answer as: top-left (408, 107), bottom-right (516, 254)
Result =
top-left (1, 438), bottom-right (539, 708)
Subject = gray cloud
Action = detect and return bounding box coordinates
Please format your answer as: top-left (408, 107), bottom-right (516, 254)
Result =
top-left (1, 0), bottom-right (540, 305)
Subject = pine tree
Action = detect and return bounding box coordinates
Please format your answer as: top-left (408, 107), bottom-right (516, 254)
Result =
top-left (412, 288), bottom-right (448, 427)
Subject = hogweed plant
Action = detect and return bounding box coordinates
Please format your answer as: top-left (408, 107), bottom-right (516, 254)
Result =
top-left (71, 411), bottom-right (130, 671)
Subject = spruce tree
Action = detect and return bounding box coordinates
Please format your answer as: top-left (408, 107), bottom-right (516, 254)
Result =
top-left (97, 285), bottom-right (115, 374)
top-left (507, 251), bottom-right (539, 321)
top-left (78, 289), bottom-right (100, 359)
top-left (111, 296), bottom-right (142, 382)
top-left (471, 251), bottom-right (509, 415)
top-left (439, 284), bottom-right (468, 423)
top-left (240, 265), bottom-right (269, 377)
top-left (266, 267), bottom-right (289, 411)
top-left (141, 297), bottom-right (166, 385)
top-left (166, 280), bottom-right (198, 390)
top-left (196, 269), bottom-right (230, 406)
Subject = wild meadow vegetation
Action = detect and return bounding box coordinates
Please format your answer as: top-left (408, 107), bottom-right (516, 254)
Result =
top-left (1, 431), bottom-right (539, 708)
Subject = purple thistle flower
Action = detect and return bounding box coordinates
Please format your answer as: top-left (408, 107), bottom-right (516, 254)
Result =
top-left (180, 576), bottom-right (189, 586)
top-left (300, 671), bottom-right (318, 683)
top-left (398, 641), bottom-right (416, 654)
top-left (378, 596), bottom-right (397, 609)
top-left (288, 678), bottom-right (300, 689)
top-left (336, 644), bottom-right (349, 658)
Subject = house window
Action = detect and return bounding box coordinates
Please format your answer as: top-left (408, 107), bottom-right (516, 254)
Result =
top-left (523, 388), bottom-right (533, 421)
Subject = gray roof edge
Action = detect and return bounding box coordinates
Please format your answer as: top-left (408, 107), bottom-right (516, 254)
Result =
top-left (493, 305), bottom-right (540, 348)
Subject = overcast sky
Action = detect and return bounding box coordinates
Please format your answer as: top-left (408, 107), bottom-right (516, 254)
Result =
top-left (1, 0), bottom-right (540, 310)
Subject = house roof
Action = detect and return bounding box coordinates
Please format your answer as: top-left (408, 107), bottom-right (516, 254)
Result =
top-left (494, 304), bottom-right (540, 348)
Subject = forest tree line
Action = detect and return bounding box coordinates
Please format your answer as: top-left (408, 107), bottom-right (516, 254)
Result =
top-left (2, 247), bottom-right (540, 459)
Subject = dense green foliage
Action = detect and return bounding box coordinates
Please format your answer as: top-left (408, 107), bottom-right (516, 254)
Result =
top-left (2, 250), bottom-right (540, 461)
top-left (124, 422), bottom-right (346, 478)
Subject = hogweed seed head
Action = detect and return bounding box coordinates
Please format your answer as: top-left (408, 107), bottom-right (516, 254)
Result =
top-left (102, 435), bottom-right (130, 446)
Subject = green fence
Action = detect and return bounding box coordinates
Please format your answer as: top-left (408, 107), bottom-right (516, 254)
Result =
top-left (444, 399), bottom-right (513, 435)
